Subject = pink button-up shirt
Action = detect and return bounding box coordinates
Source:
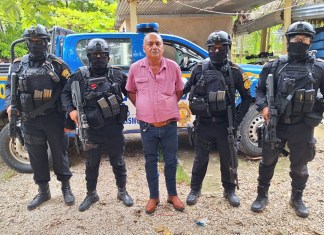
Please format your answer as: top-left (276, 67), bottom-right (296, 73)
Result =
top-left (126, 57), bottom-right (184, 123)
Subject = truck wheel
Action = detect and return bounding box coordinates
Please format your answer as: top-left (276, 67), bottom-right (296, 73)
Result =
top-left (0, 124), bottom-right (52, 173)
top-left (238, 104), bottom-right (264, 157)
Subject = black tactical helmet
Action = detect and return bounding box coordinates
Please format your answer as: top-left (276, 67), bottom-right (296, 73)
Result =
top-left (206, 31), bottom-right (232, 47)
top-left (285, 21), bottom-right (315, 39)
top-left (86, 38), bottom-right (110, 55)
top-left (23, 24), bottom-right (50, 41)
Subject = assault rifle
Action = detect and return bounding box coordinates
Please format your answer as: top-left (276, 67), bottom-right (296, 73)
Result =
top-left (71, 81), bottom-right (93, 151)
top-left (9, 72), bottom-right (18, 139)
top-left (265, 74), bottom-right (278, 149)
top-left (227, 106), bottom-right (239, 189)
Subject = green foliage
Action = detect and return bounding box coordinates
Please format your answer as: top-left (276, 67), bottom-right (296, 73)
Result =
top-left (0, 26), bottom-right (28, 60)
top-left (0, 0), bottom-right (118, 60)
top-left (51, 2), bottom-right (117, 32)
top-left (0, 0), bottom-right (118, 32)
top-left (233, 25), bottom-right (284, 64)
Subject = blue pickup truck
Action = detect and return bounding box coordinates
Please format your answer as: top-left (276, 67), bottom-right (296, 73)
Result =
top-left (9, 23), bottom-right (322, 172)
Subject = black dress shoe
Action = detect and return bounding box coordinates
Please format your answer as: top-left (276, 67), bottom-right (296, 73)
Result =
top-left (79, 191), bottom-right (99, 212)
top-left (117, 188), bottom-right (134, 207)
top-left (186, 189), bottom-right (201, 206)
top-left (223, 190), bottom-right (240, 207)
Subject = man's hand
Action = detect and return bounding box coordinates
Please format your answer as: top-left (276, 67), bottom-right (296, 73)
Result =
top-left (262, 107), bottom-right (270, 123)
top-left (69, 110), bottom-right (79, 126)
top-left (7, 105), bottom-right (11, 121)
top-left (128, 92), bottom-right (136, 106)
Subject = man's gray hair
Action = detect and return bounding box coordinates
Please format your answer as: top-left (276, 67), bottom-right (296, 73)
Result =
top-left (143, 32), bottom-right (163, 46)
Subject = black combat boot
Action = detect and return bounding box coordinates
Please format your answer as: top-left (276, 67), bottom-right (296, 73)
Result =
top-left (186, 189), bottom-right (201, 206)
top-left (290, 189), bottom-right (309, 218)
top-left (27, 183), bottom-right (51, 211)
top-left (79, 191), bottom-right (99, 212)
top-left (251, 185), bottom-right (269, 212)
top-left (117, 187), bottom-right (134, 207)
top-left (223, 189), bottom-right (240, 207)
top-left (61, 181), bottom-right (75, 206)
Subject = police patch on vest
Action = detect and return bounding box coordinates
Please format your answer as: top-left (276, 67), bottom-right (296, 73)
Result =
top-left (61, 69), bottom-right (71, 79)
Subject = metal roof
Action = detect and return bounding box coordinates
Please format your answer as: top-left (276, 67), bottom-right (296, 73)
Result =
top-left (234, 4), bottom-right (324, 35)
top-left (115, 0), bottom-right (274, 29)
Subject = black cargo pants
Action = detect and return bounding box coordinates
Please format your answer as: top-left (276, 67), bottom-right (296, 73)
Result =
top-left (191, 120), bottom-right (236, 191)
top-left (258, 121), bottom-right (316, 190)
top-left (85, 122), bottom-right (127, 192)
top-left (22, 111), bottom-right (72, 184)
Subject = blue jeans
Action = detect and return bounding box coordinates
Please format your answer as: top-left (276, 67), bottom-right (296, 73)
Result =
top-left (139, 121), bottom-right (178, 198)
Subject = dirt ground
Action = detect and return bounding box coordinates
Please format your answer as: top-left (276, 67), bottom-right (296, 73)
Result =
top-left (0, 130), bottom-right (324, 235)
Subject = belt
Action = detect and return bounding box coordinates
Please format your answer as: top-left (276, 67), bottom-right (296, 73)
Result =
top-left (150, 119), bottom-right (176, 128)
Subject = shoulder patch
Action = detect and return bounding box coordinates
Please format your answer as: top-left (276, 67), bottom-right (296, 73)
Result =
top-left (61, 69), bottom-right (71, 79)
top-left (242, 72), bottom-right (251, 89)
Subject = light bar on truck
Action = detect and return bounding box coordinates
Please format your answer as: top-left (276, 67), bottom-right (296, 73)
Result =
top-left (136, 23), bottom-right (159, 33)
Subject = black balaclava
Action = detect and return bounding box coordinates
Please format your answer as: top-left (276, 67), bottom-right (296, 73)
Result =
top-left (27, 40), bottom-right (48, 61)
top-left (288, 41), bottom-right (310, 62)
top-left (209, 46), bottom-right (228, 68)
top-left (88, 53), bottom-right (109, 75)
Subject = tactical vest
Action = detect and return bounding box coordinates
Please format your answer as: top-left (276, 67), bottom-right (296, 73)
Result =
top-left (79, 66), bottom-right (122, 129)
top-left (16, 55), bottom-right (61, 117)
top-left (189, 61), bottom-right (232, 117)
top-left (272, 56), bottom-right (315, 119)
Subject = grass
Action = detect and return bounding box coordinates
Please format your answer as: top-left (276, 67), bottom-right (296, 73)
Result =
top-left (176, 164), bottom-right (190, 185)
top-left (0, 169), bottom-right (16, 181)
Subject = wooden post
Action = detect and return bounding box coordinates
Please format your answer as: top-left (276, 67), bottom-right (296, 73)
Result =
top-left (129, 0), bottom-right (138, 32)
top-left (260, 28), bottom-right (267, 53)
top-left (240, 35), bottom-right (244, 64)
top-left (267, 28), bottom-right (271, 50)
top-left (283, 0), bottom-right (292, 54)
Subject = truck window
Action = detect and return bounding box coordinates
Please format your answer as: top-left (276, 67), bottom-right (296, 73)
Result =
top-left (163, 41), bottom-right (203, 72)
top-left (76, 38), bottom-right (132, 69)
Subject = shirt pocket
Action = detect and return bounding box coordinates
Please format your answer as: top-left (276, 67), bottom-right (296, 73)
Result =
top-left (161, 80), bottom-right (175, 96)
top-left (136, 77), bottom-right (149, 94)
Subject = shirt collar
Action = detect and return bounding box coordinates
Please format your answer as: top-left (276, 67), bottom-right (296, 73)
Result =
top-left (140, 57), bottom-right (167, 71)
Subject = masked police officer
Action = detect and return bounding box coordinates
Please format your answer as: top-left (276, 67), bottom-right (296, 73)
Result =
top-left (61, 38), bottom-right (133, 211)
top-left (184, 31), bottom-right (251, 207)
top-left (5, 24), bottom-right (75, 210)
top-left (251, 21), bottom-right (324, 218)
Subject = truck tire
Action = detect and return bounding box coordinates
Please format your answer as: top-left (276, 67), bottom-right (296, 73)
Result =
top-left (238, 104), bottom-right (264, 157)
top-left (0, 123), bottom-right (52, 173)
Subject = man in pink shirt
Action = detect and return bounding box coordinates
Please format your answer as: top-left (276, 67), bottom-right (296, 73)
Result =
top-left (126, 32), bottom-right (185, 214)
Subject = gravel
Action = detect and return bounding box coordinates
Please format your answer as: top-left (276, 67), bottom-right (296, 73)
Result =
top-left (0, 132), bottom-right (324, 235)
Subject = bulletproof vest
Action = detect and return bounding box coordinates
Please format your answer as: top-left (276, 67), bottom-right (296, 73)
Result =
top-left (16, 55), bottom-right (60, 115)
top-left (274, 59), bottom-right (315, 118)
top-left (189, 61), bottom-right (228, 117)
top-left (79, 66), bottom-right (121, 128)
